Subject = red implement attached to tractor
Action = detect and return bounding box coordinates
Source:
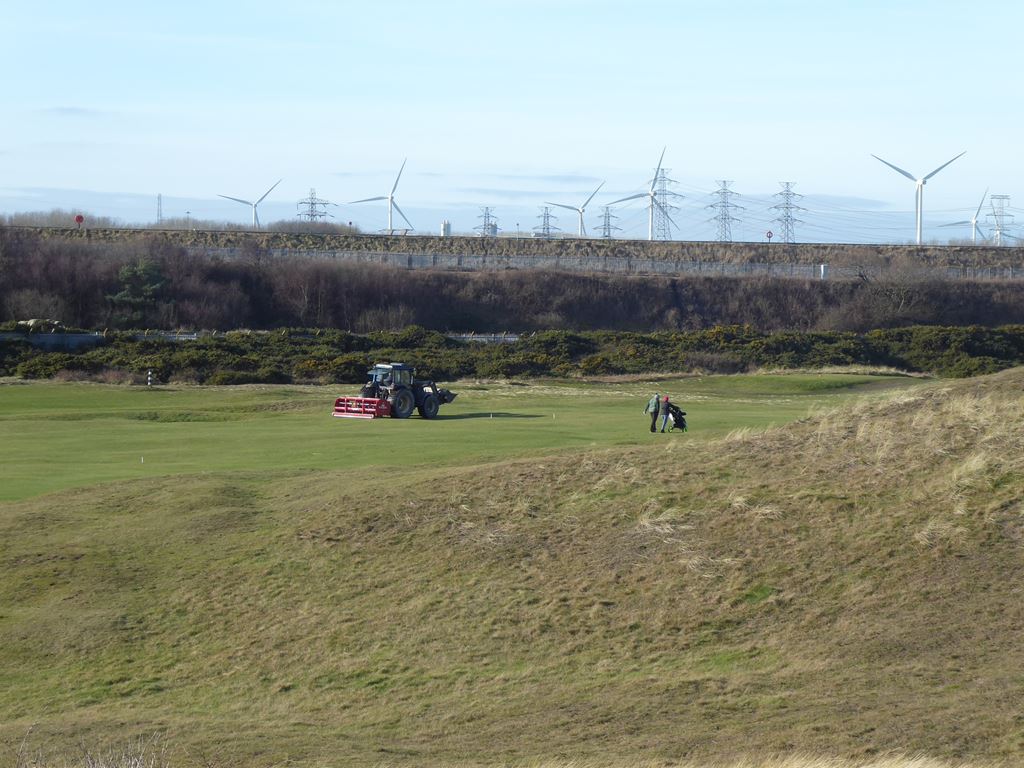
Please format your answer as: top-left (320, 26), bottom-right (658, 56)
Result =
top-left (332, 396), bottom-right (392, 419)
top-left (332, 362), bottom-right (457, 420)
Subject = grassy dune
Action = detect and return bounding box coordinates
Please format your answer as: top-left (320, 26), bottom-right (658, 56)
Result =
top-left (1, 371), bottom-right (1022, 766)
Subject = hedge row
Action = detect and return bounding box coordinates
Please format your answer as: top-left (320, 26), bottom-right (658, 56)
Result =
top-left (3, 325), bottom-right (1023, 384)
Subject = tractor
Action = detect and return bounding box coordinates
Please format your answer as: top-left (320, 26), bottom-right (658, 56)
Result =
top-left (332, 362), bottom-right (457, 420)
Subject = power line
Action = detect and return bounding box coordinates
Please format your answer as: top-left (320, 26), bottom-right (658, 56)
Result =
top-left (706, 180), bottom-right (743, 242)
top-left (771, 182), bottom-right (805, 244)
top-left (297, 188), bottom-right (333, 221)
top-left (475, 206), bottom-right (499, 237)
top-left (987, 195), bottom-right (1014, 246)
top-left (653, 166), bottom-right (681, 241)
top-left (597, 205), bottom-right (621, 239)
top-left (534, 206), bottom-right (559, 239)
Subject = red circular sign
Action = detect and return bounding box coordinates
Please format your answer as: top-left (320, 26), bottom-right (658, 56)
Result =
top-left (74, 215), bottom-right (84, 224)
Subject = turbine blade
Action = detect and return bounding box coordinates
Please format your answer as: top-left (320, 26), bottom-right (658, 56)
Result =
top-left (349, 196), bottom-right (387, 204)
top-left (871, 154), bottom-right (917, 182)
top-left (545, 202), bottom-right (580, 212)
top-left (391, 158), bottom-right (407, 196)
top-left (254, 208), bottom-right (260, 229)
top-left (392, 200), bottom-right (414, 230)
top-left (922, 151), bottom-right (966, 182)
top-left (974, 188), bottom-right (989, 220)
top-left (940, 221), bottom-right (972, 227)
top-left (256, 178), bottom-right (283, 205)
top-left (650, 147), bottom-right (666, 192)
top-left (581, 181), bottom-right (604, 210)
top-left (608, 193), bottom-right (647, 206)
top-left (218, 194), bottom-right (253, 206)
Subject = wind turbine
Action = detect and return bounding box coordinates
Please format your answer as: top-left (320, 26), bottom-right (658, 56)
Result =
top-left (871, 151), bottom-right (965, 244)
top-left (940, 189), bottom-right (988, 244)
top-left (350, 159), bottom-right (413, 233)
top-left (608, 148), bottom-right (679, 241)
top-left (217, 179), bottom-right (282, 230)
top-left (544, 182), bottom-right (604, 237)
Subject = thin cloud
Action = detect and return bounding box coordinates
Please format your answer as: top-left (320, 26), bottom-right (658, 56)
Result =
top-left (39, 107), bottom-right (108, 118)
top-left (803, 194), bottom-right (892, 210)
top-left (489, 173), bottom-right (604, 185)
top-left (456, 187), bottom-right (556, 200)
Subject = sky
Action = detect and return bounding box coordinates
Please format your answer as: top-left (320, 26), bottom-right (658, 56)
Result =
top-left (1, 0), bottom-right (1021, 244)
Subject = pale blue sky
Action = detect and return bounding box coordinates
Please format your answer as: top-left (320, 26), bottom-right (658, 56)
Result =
top-left (2, 0), bottom-right (1020, 243)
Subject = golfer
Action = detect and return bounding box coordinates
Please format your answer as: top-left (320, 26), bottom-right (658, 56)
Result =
top-left (660, 395), bottom-right (672, 433)
top-left (644, 392), bottom-right (660, 433)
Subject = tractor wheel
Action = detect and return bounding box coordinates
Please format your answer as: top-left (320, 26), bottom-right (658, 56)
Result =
top-left (390, 388), bottom-right (415, 419)
top-left (418, 394), bottom-right (440, 419)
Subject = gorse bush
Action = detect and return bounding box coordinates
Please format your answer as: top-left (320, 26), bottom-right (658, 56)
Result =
top-left (4, 325), bottom-right (1024, 383)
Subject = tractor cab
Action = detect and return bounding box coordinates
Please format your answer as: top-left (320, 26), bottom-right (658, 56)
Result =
top-left (367, 363), bottom-right (412, 389)
top-left (367, 364), bottom-right (393, 386)
top-left (362, 363), bottom-right (410, 400)
top-left (372, 364), bottom-right (411, 387)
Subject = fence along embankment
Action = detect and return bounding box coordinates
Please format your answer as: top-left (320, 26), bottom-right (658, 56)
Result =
top-left (21, 226), bottom-right (1024, 280)
top-left (180, 246), bottom-right (1024, 282)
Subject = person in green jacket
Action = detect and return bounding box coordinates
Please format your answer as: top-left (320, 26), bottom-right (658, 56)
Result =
top-left (644, 392), bottom-right (660, 433)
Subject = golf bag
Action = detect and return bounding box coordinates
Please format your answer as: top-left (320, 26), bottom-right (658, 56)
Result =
top-left (667, 403), bottom-right (687, 432)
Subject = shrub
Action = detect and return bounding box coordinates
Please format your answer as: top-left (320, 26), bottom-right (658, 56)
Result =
top-left (207, 370), bottom-right (261, 385)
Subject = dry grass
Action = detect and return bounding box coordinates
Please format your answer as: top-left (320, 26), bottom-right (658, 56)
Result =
top-left (516, 760), bottom-right (1004, 768)
top-left (9, 733), bottom-right (169, 768)
top-left (2, 755), bottom-right (1006, 768)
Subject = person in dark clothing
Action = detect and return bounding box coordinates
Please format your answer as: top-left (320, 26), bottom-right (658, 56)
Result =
top-left (644, 393), bottom-right (660, 433)
top-left (659, 395), bottom-right (672, 432)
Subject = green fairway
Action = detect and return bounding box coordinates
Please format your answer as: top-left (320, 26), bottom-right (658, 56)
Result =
top-left (0, 373), bottom-right (922, 501)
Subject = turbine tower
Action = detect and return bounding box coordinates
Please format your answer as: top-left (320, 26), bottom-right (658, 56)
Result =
top-left (350, 159), bottom-right (413, 233)
top-left (940, 189), bottom-right (988, 244)
top-left (871, 151), bottom-right (965, 244)
top-left (218, 179), bottom-right (282, 230)
top-left (608, 148), bottom-right (681, 241)
top-left (544, 182), bottom-right (604, 237)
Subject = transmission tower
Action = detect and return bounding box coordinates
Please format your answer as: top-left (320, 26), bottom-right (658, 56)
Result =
top-left (475, 206), bottom-right (499, 237)
top-left (706, 180), bottom-right (743, 242)
top-left (297, 188), bottom-right (333, 221)
top-left (597, 206), bottom-right (621, 239)
top-left (534, 206), bottom-right (559, 239)
top-left (771, 182), bottom-right (805, 244)
top-left (987, 195), bottom-right (1014, 246)
top-left (652, 166), bottom-right (682, 240)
